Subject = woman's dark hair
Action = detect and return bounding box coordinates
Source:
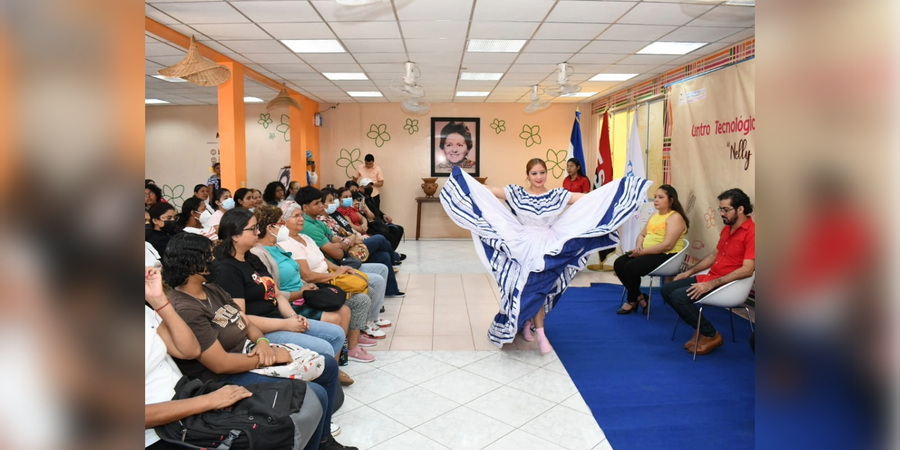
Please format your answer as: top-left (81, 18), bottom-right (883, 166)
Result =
top-left (336, 187), bottom-right (352, 199)
top-left (211, 188), bottom-right (231, 211)
top-left (213, 208), bottom-right (268, 273)
top-left (233, 188), bottom-right (253, 208)
top-left (263, 181), bottom-right (286, 205)
top-left (321, 187), bottom-right (338, 201)
top-left (295, 186), bottom-right (323, 208)
top-left (658, 185), bottom-right (690, 229)
top-left (254, 205), bottom-right (283, 240)
top-left (145, 179), bottom-right (156, 187)
top-left (344, 180), bottom-right (359, 189)
top-left (148, 202), bottom-right (176, 221)
top-left (566, 158), bottom-right (586, 178)
top-left (193, 184), bottom-right (207, 194)
top-left (717, 188), bottom-right (753, 215)
top-left (178, 197), bottom-right (205, 229)
top-left (161, 233), bottom-right (212, 288)
top-left (352, 191), bottom-right (366, 202)
top-left (439, 121), bottom-right (473, 150)
top-left (212, 162), bottom-right (220, 170)
top-left (145, 184), bottom-right (163, 205)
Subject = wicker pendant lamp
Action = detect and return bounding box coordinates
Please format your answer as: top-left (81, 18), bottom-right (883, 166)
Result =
top-left (157, 36), bottom-right (231, 87)
top-left (267, 83), bottom-right (302, 111)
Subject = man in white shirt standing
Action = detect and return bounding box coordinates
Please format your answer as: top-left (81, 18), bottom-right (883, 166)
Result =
top-left (353, 154), bottom-right (384, 211)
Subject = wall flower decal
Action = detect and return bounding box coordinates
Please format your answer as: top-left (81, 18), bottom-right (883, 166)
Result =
top-left (336, 148), bottom-right (362, 178)
top-left (366, 123), bottom-right (391, 148)
top-left (545, 149), bottom-right (568, 179)
top-left (519, 124), bottom-right (542, 147)
top-left (403, 118), bottom-right (419, 135)
top-left (490, 118), bottom-right (506, 134)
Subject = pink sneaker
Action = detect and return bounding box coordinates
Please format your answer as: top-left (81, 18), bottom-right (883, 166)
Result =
top-left (522, 320), bottom-right (534, 342)
top-left (347, 346), bottom-right (375, 363)
top-left (357, 334), bottom-right (378, 347)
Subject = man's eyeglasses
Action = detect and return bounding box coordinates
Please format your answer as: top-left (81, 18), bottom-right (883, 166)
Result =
top-left (717, 207), bottom-right (734, 214)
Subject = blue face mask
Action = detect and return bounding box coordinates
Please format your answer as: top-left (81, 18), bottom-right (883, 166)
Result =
top-left (221, 198), bottom-right (235, 210)
top-left (325, 203), bottom-right (338, 214)
top-left (341, 198), bottom-right (353, 208)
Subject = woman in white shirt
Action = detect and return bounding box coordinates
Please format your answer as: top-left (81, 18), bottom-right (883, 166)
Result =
top-left (207, 188), bottom-right (233, 232)
top-left (177, 197), bottom-right (218, 241)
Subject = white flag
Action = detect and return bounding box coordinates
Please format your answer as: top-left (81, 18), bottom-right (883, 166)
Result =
top-left (619, 113), bottom-right (646, 252)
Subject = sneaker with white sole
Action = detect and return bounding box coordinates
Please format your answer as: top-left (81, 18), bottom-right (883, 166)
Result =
top-left (374, 318), bottom-right (392, 327)
top-left (357, 334), bottom-right (378, 346)
top-left (347, 346), bottom-right (375, 362)
top-left (363, 323), bottom-right (386, 338)
top-left (385, 292), bottom-right (405, 298)
top-left (331, 422), bottom-right (341, 436)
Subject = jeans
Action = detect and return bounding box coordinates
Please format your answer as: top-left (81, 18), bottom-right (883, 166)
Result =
top-left (660, 276), bottom-right (717, 338)
top-left (613, 253), bottom-right (676, 303)
top-left (362, 243), bottom-right (400, 295)
top-left (265, 318), bottom-right (345, 357)
top-left (223, 356), bottom-right (339, 450)
top-left (360, 262), bottom-right (387, 321)
top-left (363, 234), bottom-right (400, 263)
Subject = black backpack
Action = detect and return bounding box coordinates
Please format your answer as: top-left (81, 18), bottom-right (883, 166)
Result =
top-left (155, 377), bottom-right (308, 450)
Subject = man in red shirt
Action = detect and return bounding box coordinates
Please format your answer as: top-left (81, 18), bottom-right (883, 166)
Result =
top-left (661, 188), bottom-right (756, 355)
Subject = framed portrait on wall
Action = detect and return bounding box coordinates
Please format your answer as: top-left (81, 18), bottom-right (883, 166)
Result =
top-left (431, 117), bottom-right (480, 177)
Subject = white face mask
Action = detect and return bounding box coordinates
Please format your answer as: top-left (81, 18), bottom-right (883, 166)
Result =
top-left (199, 210), bottom-right (212, 227)
top-left (276, 224), bottom-right (291, 242)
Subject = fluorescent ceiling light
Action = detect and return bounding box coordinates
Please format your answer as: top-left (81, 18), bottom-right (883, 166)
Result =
top-left (456, 91), bottom-right (490, 97)
top-left (589, 73), bottom-right (638, 81)
top-left (151, 74), bottom-right (187, 83)
top-left (244, 97), bottom-right (264, 103)
top-left (460, 72), bottom-right (504, 81)
top-left (467, 39), bottom-right (526, 53)
top-left (347, 91), bottom-right (383, 97)
top-left (637, 42), bottom-right (707, 55)
top-left (560, 92), bottom-right (598, 98)
top-left (280, 39), bottom-right (346, 53)
top-left (323, 72), bottom-right (368, 81)
top-left (724, 0), bottom-right (754, 5)
top-left (145, 99), bottom-right (170, 104)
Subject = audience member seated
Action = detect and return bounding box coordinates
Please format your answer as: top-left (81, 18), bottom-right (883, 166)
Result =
top-left (327, 189), bottom-right (402, 266)
top-left (251, 188), bottom-right (264, 209)
top-left (159, 236), bottom-right (353, 450)
top-left (615, 185), bottom-right (688, 315)
top-left (208, 188), bottom-right (232, 231)
top-left (147, 203), bottom-right (177, 257)
top-left (178, 197), bottom-right (219, 241)
top-left (294, 186), bottom-right (405, 299)
top-left (192, 183), bottom-right (215, 215)
top-left (146, 183), bottom-right (164, 210)
top-left (662, 188), bottom-right (755, 356)
top-left (251, 205), bottom-right (377, 365)
top-left (353, 180), bottom-right (404, 251)
top-left (264, 181), bottom-right (288, 207)
top-left (232, 188), bottom-right (255, 211)
top-left (287, 180), bottom-right (302, 201)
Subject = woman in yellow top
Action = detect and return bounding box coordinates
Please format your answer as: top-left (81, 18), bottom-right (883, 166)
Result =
top-left (615, 184), bottom-right (689, 314)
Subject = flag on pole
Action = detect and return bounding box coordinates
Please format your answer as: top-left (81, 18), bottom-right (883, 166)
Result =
top-left (569, 110), bottom-right (586, 184)
top-left (619, 111), bottom-right (646, 252)
top-left (594, 110), bottom-right (613, 189)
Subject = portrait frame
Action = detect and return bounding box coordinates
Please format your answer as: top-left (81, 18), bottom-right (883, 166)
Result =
top-left (431, 117), bottom-right (480, 177)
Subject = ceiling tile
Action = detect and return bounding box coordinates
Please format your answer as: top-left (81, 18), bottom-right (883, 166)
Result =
top-left (718, 27), bottom-right (755, 43)
top-left (191, 24), bottom-right (270, 40)
top-left (456, 80), bottom-right (498, 89)
top-left (361, 63), bottom-right (405, 73)
top-left (507, 63), bottom-right (559, 73)
top-left (400, 21), bottom-right (469, 39)
top-left (405, 39), bottom-right (465, 53)
top-left (615, 54), bottom-right (680, 65)
top-left (367, 73), bottom-right (399, 81)
top-left (600, 24), bottom-right (678, 41)
top-left (167, 24), bottom-right (211, 41)
top-left (197, 40), bottom-right (236, 54)
top-left (394, 0), bottom-right (474, 21)
top-left (145, 5), bottom-right (179, 25)
top-left (230, 1), bottom-right (320, 23)
top-left (153, 2), bottom-right (249, 24)
top-left (667, 42), bottom-right (730, 65)
top-left (515, 53), bottom-right (572, 64)
top-left (333, 81), bottom-right (378, 90)
top-left (330, 22), bottom-right (402, 40)
top-left (500, 73), bottom-right (550, 82)
top-left (689, 5), bottom-right (755, 28)
top-left (545, 1), bottom-right (636, 24)
top-left (597, 64), bottom-right (664, 74)
top-left (145, 42), bottom-right (185, 57)
top-left (308, 63), bottom-right (364, 72)
top-left (462, 52), bottom-right (518, 64)
top-left (566, 53), bottom-right (623, 64)
top-left (354, 53), bottom-right (409, 63)
top-left (532, 22), bottom-right (609, 40)
top-left (309, 1), bottom-right (397, 22)
top-left (342, 39), bottom-right (406, 53)
top-left (662, 26), bottom-right (745, 42)
top-left (221, 53), bottom-right (253, 64)
top-left (472, 0), bottom-right (555, 22)
top-left (459, 63), bottom-right (511, 72)
top-left (282, 73), bottom-right (326, 80)
top-left (618, 3), bottom-right (714, 26)
top-left (244, 53), bottom-right (305, 64)
top-left (523, 40), bottom-right (588, 53)
top-left (294, 80), bottom-right (339, 88)
top-left (220, 40), bottom-right (291, 54)
top-left (259, 23), bottom-right (335, 40)
top-left (297, 53), bottom-right (357, 64)
top-left (258, 63), bottom-right (316, 73)
top-left (468, 22), bottom-right (540, 40)
top-left (407, 52), bottom-right (462, 64)
top-left (581, 40), bottom-right (648, 54)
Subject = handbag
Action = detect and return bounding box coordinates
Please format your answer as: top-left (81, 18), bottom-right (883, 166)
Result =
top-left (242, 341), bottom-right (325, 382)
top-left (336, 257), bottom-right (362, 269)
top-left (347, 243), bottom-right (369, 262)
top-left (294, 283), bottom-right (347, 312)
top-left (329, 271), bottom-right (369, 294)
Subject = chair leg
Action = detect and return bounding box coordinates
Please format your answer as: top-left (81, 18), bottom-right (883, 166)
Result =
top-left (729, 307), bottom-right (736, 343)
top-left (692, 307), bottom-right (704, 361)
top-left (744, 307), bottom-right (755, 334)
top-left (646, 277), bottom-right (653, 320)
top-left (671, 314), bottom-right (680, 341)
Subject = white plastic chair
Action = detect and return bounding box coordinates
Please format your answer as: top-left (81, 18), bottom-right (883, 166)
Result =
top-left (620, 238), bottom-right (690, 320)
top-left (670, 269), bottom-right (755, 361)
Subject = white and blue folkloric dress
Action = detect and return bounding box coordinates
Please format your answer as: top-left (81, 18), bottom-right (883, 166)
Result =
top-left (440, 167), bottom-right (651, 347)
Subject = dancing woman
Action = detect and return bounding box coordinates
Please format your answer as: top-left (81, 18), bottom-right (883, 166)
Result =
top-left (440, 159), bottom-right (650, 352)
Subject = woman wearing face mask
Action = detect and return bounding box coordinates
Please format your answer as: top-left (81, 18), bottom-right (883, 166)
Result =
top-left (146, 203), bottom-right (178, 257)
top-left (336, 189), bottom-right (369, 235)
top-left (329, 189), bottom-right (403, 266)
top-left (439, 161), bottom-right (651, 353)
top-left (193, 184), bottom-right (216, 214)
top-left (232, 188), bottom-right (254, 211)
top-left (251, 205), bottom-right (377, 366)
top-left (207, 188), bottom-right (233, 231)
top-left (178, 197), bottom-right (219, 241)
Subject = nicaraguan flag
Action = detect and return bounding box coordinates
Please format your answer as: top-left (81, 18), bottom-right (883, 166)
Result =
top-left (569, 110), bottom-right (587, 186)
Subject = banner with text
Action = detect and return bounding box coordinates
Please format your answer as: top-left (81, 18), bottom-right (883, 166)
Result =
top-left (667, 59), bottom-right (755, 265)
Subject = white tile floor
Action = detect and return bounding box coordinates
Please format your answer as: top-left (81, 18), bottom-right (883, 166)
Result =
top-left (336, 240), bottom-right (616, 450)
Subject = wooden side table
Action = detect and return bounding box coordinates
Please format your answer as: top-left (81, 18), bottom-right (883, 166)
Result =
top-left (415, 196), bottom-right (441, 240)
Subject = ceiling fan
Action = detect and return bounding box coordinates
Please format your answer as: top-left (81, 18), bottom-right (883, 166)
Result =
top-left (543, 62), bottom-right (583, 98)
top-left (524, 85), bottom-right (551, 113)
top-left (401, 99), bottom-right (431, 114)
top-left (388, 61), bottom-right (426, 98)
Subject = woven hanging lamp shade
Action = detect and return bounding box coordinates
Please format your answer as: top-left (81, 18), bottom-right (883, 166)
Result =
top-left (157, 36), bottom-right (231, 87)
top-left (267, 83), bottom-right (302, 111)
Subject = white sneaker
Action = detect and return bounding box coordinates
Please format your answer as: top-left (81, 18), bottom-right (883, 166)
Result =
top-left (331, 422), bottom-right (341, 436)
top-left (363, 323), bottom-right (386, 338)
top-left (374, 317), bottom-right (392, 327)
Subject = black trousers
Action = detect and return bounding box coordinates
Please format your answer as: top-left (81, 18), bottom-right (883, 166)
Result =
top-left (613, 253), bottom-right (677, 303)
